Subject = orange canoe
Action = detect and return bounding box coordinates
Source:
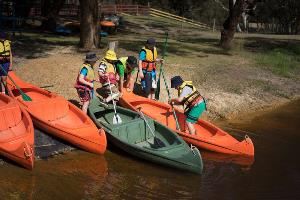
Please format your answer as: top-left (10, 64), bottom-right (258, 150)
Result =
top-left (100, 20), bottom-right (115, 27)
top-left (0, 94), bottom-right (34, 169)
top-left (6, 72), bottom-right (106, 155)
top-left (119, 90), bottom-right (254, 156)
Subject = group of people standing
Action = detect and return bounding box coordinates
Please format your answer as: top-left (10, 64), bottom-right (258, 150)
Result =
top-left (75, 37), bottom-right (206, 135)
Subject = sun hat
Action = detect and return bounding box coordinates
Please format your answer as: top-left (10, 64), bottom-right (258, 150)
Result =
top-left (126, 56), bottom-right (138, 68)
top-left (84, 52), bottom-right (98, 62)
top-left (171, 76), bottom-right (183, 88)
top-left (104, 50), bottom-right (117, 61)
top-left (146, 38), bottom-right (156, 45)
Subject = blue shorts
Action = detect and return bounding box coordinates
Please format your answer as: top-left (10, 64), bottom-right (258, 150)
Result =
top-left (0, 62), bottom-right (9, 76)
top-left (141, 70), bottom-right (156, 95)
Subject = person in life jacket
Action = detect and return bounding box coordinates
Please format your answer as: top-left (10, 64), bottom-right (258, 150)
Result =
top-left (169, 76), bottom-right (207, 135)
top-left (74, 52), bottom-right (98, 114)
top-left (138, 38), bottom-right (163, 99)
top-left (98, 50), bottom-right (120, 103)
top-left (115, 56), bottom-right (138, 93)
top-left (0, 32), bottom-right (12, 94)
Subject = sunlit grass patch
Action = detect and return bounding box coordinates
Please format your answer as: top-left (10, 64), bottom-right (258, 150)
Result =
top-left (255, 49), bottom-right (299, 77)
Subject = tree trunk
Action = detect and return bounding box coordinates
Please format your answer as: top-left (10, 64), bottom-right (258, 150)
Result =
top-left (79, 0), bottom-right (100, 49)
top-left (220, 0), bottom-right (246, 49)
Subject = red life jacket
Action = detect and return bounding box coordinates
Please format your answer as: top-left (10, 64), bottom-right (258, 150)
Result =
top-left (74, 63), bottom-right (95, 91)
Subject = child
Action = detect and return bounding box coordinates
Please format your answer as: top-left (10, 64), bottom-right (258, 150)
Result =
top-left (138, 38), bottom-right (163, 99)
top-left (115, 56), bottom-right (138, 92)
top-left (0, 32), bottom-right (12, 94)
top-left (98, 50), bottom-right (120, 102)
top-left (74, 52), bottom-right (98, 114)
top-left (169, 76), bottom-right (206, 135)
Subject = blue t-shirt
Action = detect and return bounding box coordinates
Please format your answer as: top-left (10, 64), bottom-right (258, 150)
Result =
top-left (139, 51), bottom-right (146, 61)
top-left (80, 67), bottom-right (88, 76)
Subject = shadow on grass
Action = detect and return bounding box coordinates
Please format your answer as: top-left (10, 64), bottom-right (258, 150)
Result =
top-left (11, 32), bottom-right (79, 59)
top-left (243, 37), bottom-right (300, 55)
top-left (118, 39), bottom-right (231, 57)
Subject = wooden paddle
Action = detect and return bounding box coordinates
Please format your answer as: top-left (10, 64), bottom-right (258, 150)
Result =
top-left (0, 67), bottom-right (32, 101)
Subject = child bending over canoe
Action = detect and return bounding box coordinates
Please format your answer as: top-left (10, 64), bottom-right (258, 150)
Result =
top-left (169, 76), bottom-right (206, 135)
top-left (115, 56), bottom-right (138, 92)
top-left (98, 50), bottom-right (120, 103)
top-left (74, 52), bottom-right (98, 114)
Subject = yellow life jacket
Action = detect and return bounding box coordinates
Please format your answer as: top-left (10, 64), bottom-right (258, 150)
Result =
top-left (178, 81), bottom-right (203, 112)
top-left (74, 63), bottom-right (95, 90)
top-left (99, 59), bottom-right (117, 85)
top-left (0, 40), bottom-right (11, 57)
top-left (140, 47), bottom-right (157, 71)
top-left (100, 59), bottom-right (116, 74)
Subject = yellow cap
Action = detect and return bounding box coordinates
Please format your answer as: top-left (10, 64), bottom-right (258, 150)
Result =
top-left (104, 50), bottom-right (117, 61)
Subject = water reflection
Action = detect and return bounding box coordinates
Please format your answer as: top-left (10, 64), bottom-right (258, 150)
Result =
top-left (1, 100), bottom-right (300, 200)
top-left (0, 151), bottom-right (108, 200)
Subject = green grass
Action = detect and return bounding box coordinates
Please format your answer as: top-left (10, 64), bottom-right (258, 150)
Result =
top-left (235, 37), bottom-right (300, 77)
top-left (255, 50), bottom-right (299, 77)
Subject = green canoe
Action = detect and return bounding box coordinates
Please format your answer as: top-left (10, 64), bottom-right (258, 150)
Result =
top-left (88, 97), bottom-right (203, 174)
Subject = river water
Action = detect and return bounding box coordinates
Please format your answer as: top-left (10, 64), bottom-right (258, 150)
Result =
top-left (0, 100), bottom-right (299, 200)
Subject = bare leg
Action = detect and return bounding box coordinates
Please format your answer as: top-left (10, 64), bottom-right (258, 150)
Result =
top-left (186, 121), bottom-right (196, 135)
top-left (82, 100), bottom-right (90, 114)
top-left (1, 76), bottom-right (6, 94)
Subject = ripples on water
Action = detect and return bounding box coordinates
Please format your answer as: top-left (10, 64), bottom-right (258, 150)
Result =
top-left (1, 100), bottom-right (300, 200)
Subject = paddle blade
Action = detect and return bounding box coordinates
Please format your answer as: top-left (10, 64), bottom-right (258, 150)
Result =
top-left (22, 93), bottom-right (32, 101)
top-left (113, 114), bottom-right (122, 124)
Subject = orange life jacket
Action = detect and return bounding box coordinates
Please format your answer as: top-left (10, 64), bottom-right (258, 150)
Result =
top-left (140, 47), bottom-right (157, 71)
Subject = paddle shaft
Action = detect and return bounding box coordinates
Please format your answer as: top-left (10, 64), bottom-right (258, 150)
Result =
top-left (138, 109), bottom-right (156, 138)
top-left (155, 32), bottom-right (168, 100)
top-left (160, 65), bottom-right (181, 131)
top-left (0, 67), bottom-right (32, 101)
top-left (107, 77), bottom-right (120, 121)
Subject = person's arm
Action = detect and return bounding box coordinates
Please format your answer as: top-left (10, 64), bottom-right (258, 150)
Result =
top-left (138, 50), bottom-right (146, 79)
top-left (78, 74), bottom-right (93, 88)
top-left (169, 86), bottom-right (191, 105)
top-left (116, 62), bottom-right (124, 92)
top-left (138, 60), bottom-right (144, 79)
top-left (155, 58), bottom-right (163, 64)
top-left (169, 96), bottom-right (184, 105)
top-left (126, 69), bottom-right (138, 91)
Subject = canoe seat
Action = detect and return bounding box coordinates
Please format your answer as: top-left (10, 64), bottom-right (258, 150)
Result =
top-left (114, 119), bottom-right (154, 144)
top-left (27, 98), bottom-right (69, 121)
top-left (0, 105), bottom-right (22, 131)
